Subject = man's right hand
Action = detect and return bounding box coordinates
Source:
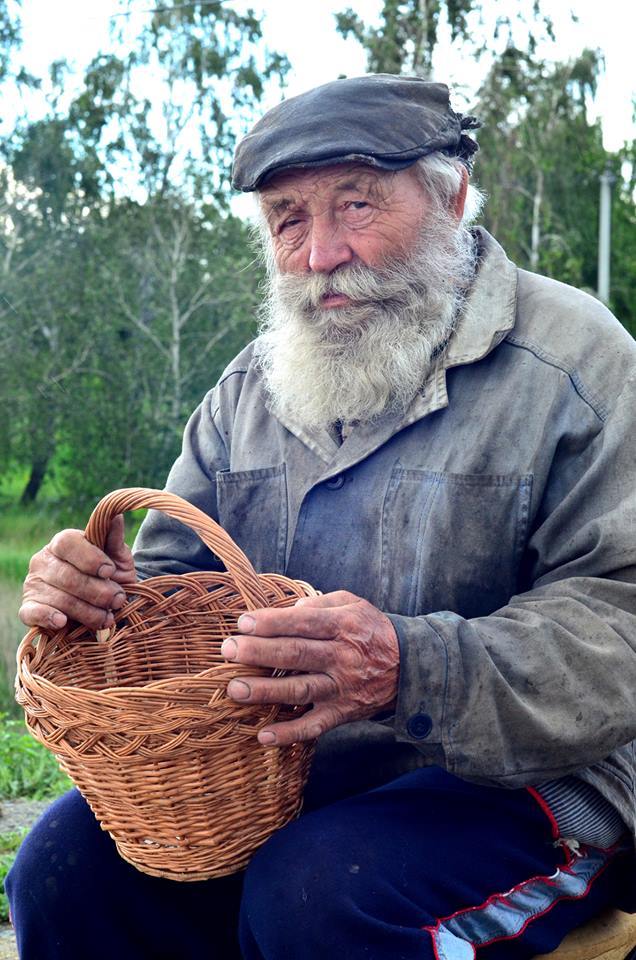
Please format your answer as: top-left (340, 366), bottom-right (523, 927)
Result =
top-left (19, 515), bottom-right (137, 632)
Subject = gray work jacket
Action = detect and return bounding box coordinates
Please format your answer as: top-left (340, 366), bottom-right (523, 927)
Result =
top-left (134, 228), bottom-right (636, 849)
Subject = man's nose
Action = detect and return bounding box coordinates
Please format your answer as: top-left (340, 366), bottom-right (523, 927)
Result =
top-left (307, 219), bottom-right (354, 273)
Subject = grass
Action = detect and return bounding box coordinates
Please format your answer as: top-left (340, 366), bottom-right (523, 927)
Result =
top-left (0, 829), bottom-right (26, 923)
top-left (0, 581), bottom-right (23, 717)
top-left (0, 714), bottom-right (72, 801)
top-left (0, 508), bottom-right (64, 585)
top-left (0, 715), bottom-right (72, 923)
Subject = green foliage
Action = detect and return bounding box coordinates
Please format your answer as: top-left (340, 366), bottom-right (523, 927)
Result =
top-left (335, 0), bottom-right (554, 78)
top-left (0, 549), bottom-right (31, 585)
top-left (474, 48), bottom-right (635, 332)
top-left (0, 1), bottom-right (280, 506)
top-left (0, 828), bottom-right (26, 922)
top-left (61, 1), bottom-right (289, 199)
top-left (0, 580), bottom-right (22, 717)
top-left (0, 503), bottom-right (87, 583)
top-left (0, 0), bottom-right (39, 88)
top-left (1, 196), bottom-right (262, 506)
top-left (0, 714), bottom-right (72, 800)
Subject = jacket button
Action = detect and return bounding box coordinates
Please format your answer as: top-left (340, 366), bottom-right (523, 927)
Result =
top-left (407, 712), bottom-right (433, 740)
top-left (325, 474), bottom-right (346, 490)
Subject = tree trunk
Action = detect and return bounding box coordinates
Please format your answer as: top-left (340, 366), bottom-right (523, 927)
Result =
top-left (20, 455), bottom-right (51, 505)
top-left (530, 168), bottom-right (544, 273)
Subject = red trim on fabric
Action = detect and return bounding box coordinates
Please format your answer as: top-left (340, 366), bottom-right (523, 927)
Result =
top-left (423, 863), bottom-right (566, 928)
top-left (421, 843), bottom-right (621, 953)
top-left (476, 855), bottom-right (615, 949)
top-left (526, 786), bottom-right (560, 840)
top-left (423, 924), bottom-right (476, 959)
top-left (526, 785), bottom-right (573, 866)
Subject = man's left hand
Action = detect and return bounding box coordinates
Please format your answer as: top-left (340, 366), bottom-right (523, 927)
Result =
top-left (221, 591), bottom-right (399, 747)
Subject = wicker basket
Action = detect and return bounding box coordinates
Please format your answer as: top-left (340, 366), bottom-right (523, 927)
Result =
top-left (15, 487), bottom-right (318, 881)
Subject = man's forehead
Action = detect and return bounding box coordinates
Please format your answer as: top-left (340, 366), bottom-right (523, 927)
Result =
top-left (259, 163), bottom-right (398, 212)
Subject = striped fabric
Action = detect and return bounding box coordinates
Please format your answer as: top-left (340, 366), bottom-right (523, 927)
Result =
top-left (536, 776), bottom-right (627, 848)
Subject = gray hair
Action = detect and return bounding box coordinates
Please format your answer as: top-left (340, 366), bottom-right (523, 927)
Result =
top-left (412, 153), bottom-right (485, 224)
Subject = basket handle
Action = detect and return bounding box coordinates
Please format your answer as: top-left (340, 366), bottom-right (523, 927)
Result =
top-left (84, 487), bottom-right (269, 610)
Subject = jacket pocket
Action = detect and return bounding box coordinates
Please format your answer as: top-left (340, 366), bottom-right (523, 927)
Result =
top-left (216, 464), bottom-right (288, 574)
top-left (380, 467), bottom-right (532, 618)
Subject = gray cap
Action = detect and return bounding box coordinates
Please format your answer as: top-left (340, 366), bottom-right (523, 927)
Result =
top-left (231, 73), bottom-right (480, 192)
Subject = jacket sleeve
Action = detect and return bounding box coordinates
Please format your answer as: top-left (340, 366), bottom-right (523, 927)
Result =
top-left (388, 372), bottom-right (636, 787)
top-left (132, 387), bottom-right (229, 578)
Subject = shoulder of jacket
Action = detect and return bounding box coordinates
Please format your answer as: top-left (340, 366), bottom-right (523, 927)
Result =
top-left (217, 339), bottom-right (258, 388)
top-left (503, 269), bottom-right (636, 419)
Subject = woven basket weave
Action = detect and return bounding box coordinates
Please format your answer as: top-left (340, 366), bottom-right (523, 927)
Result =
top-left (15, 487), bottom-right (318, 881)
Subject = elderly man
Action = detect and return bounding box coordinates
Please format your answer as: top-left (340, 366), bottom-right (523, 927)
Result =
top-left (8, 75), bottom-right (636, 959)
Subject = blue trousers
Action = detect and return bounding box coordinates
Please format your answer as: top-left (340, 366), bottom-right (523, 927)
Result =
top-left (6, 767), bottom-right (631, 959)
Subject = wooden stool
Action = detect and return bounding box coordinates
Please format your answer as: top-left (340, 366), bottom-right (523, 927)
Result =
top-left (533, 909), bottom-right (636, 959)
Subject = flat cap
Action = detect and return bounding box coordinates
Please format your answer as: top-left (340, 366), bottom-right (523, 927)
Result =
top-left (231, 73), bottom-right (480, 192)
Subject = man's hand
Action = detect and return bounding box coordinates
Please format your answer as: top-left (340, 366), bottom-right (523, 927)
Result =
top-left (19, 515), bottom-right (137, 632)
top-left (221, 590), bottom-right (399, 747)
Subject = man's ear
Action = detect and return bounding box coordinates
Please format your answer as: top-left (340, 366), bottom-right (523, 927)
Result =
top-left (452, 165), bottom-right (469, 220)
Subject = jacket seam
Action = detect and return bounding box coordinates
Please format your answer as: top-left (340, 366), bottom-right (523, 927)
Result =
top-left (217, 367), bottom-right (249, 389)
top-left (503, 335), bottom-right (608, 421)
top-left (594, 760), bottom-right (633, 792)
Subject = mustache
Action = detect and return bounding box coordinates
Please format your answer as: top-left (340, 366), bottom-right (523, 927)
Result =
top-left (272, 256), bottom-right (420, 315)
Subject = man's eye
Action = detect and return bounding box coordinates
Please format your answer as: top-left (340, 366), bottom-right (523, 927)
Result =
top-left (279, 218), bottom-right (301, 232)
top-left (348, 201), bottom-right (368, 210)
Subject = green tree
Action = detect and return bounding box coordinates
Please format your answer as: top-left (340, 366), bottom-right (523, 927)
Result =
top-left (0, 113), bottom-right (105, 503)
top-left (55, 197), bottom-right (262, 503)
top-left (335, 0), bottom-right (554, 77)
top-left (66, 2), bottom-right (288, 200)
top-left (0, 1), bottom-right (287, 504)
top-left (474, 48), bottom-right (635, 332)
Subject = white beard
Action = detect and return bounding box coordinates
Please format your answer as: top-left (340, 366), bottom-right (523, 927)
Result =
top-left (256, 213), bottom-right (477, 430)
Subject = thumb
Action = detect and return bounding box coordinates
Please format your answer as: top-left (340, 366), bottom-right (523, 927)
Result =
top-left (104, 514), bottom-right (135, 571)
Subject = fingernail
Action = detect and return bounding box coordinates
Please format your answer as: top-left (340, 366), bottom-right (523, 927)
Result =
top-left (97, 563), bottom-right (115, 579)
top-left (102, 612), bottom-right (115, 629)
top-left (227, 680), bottom-right (250, 700)
top-left (258, 731), bottom-right (276, 745)
top-left (51, 612), bottom-right (66, 628)
top-left (221, 639), bottom-right (237, 660)
top-left (111, 592), bottom-right (126, 611)
top-left (237, 614), bottom-right (255, 634)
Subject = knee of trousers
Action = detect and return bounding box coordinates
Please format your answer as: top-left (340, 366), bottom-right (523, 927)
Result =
top-left (5, 789), bottom-right (115, 927)
top-left (240, 809), bottom-right (388, 951)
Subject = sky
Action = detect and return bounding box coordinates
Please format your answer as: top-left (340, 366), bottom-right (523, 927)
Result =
top-left (6, 0), bottom-right (635, 202)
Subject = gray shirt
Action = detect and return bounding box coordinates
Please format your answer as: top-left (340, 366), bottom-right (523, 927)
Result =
top-left (134, 228), bottom-right (636, 851)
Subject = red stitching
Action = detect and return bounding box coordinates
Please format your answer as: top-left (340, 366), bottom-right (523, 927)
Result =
top-left (423, 923), bottom-right (476, 959)
top-left (476, 856), bottom-right (615, 949)
top-left (525, 786), bottom-right (561, 842)
top-left (422, 846), bottom-right (619, 953)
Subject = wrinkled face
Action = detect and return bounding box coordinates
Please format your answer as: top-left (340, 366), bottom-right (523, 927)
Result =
top-left (255, 162), bottom-right (477, 430)
top-left (259, 164), bottom-right (429, 300)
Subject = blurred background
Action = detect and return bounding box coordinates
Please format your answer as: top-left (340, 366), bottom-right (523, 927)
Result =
top-left (0, 0), bottom-right (634, 700)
